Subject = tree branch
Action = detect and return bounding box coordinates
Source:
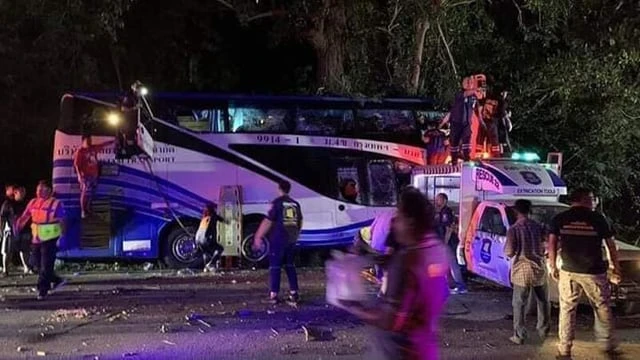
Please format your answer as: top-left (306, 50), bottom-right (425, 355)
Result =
top-left (437, 20), bottom-right (458, 77)
top-left (214, 0), bottom-right (235, 11)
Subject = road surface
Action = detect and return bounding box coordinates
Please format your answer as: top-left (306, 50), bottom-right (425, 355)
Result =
top-left (0, 268), bottom-right (639, 359)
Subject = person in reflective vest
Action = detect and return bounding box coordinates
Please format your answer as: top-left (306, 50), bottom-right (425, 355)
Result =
top-left (16, 180), bottom-right (66, 300)
top-left (448, 74), bottom-right (486, 163)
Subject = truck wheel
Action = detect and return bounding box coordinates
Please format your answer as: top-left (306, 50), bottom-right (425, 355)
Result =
top-left (240, 221), bottom-right (269, 266)
top-left (162, 224), bottom-right (203, 269)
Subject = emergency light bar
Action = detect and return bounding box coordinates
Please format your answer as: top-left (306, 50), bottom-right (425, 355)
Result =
top-left (511, 152), bottom-right (540, 162)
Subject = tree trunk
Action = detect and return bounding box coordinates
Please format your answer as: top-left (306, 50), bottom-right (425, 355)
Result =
top-left (309, 0), bottom-right (347, 93)
top-left (406, 16), bottom-right (430, 95)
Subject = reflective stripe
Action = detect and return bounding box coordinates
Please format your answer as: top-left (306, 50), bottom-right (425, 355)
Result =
top-left (37, 223), bottom-right (61, 241)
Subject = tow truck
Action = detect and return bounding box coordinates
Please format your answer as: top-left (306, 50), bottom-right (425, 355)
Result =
top-left (411, 152), bottom-right (640, 314)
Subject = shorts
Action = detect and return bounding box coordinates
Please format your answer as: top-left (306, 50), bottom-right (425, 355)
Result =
top-left (81, 176), bottom-right (98, 193)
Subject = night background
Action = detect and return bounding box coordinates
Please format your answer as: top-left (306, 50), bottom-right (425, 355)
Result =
top-left (1, 0), bottom-right (639, 239)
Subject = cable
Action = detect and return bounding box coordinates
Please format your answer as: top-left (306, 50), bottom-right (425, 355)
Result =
top-left (140, 155), bottom-right (194, 236)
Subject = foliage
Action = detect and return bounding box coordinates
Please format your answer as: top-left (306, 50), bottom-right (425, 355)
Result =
top-left (1, 0), bottom-right (639, 237)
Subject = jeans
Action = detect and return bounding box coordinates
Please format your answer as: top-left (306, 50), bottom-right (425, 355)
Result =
top-left (558, 271), bottom-right (615, 355)
top-left (269, 243), bottom-right (299, 294)
top-left (512, 284), bottom-right (550, 340)
top-left (33, 240), bottom-right (62, 296)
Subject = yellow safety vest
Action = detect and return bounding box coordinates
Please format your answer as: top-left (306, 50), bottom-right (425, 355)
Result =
top-left (29, 198), bottom-right (62, 242)
top-left (359, 226), bottom-right (372, 245)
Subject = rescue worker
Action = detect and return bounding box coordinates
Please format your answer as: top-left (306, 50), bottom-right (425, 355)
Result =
top-left (422, 118), bottom-right (449, 165)
top-left (16, 180), bottom-right (66, 300)
top-left (504, 199), bottom-right (550, 345)
top-left (447, 74), bottom-right (486, 163)
top-left (12, 187), bottom-right (33, 274)
top-left (434, 193), bottom-right (468, 294)
top-left (497, 91), bottom-right (513, 155)
top-left (548, 188), bottom-right (622, 359)
top-left (73, 135), bottom-right (114, 218)
top-left (478, 97), bottom-right (501, 157)
top-left (1, 186), bottom-right (32, 275)
top-left (253, 180), bottom-right (303, 305)
top-left (195, 203), bottom-right (226, 273)
top-left (1, 184), bottom-right (16, 276)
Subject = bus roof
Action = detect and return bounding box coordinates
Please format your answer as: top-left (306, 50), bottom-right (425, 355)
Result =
top-left (66, 92), bottom-right (439, 110)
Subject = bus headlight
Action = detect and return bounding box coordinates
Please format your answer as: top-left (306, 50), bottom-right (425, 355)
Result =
top-left (107, 112), bottom-right (121, 126)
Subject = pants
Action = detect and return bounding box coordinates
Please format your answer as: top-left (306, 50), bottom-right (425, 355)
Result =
top-left (200, 241), bottom-right (223, 268)
top-left (558, 271), bottom-right (615, 355)
top-left (269, 242), bottom-right (299, 294)
top-left (476, 120), bottom-right (501, 156)
top-left (80, 176), bottom-right (97, 214)
top-left (32, 240), bottom-right (62, 296)
top-left (512, 284), bottom-right (550, 340)
top-left (449, 124), bottom-right (471, 162)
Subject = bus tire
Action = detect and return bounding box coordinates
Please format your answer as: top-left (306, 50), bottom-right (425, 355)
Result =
top-left (162, 224), bottom-right (203, 269)
top-left (240, 219), bottom-right (269, 267)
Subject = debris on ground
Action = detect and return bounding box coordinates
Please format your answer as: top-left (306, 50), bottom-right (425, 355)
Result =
top-left (36, 350), bottom-right (47, 356)
top-left (271, 327), bottom-right (279, 336)
top-left (143, 262), bottom-right (154, 271)
top-left (162, 340), bottom-right (176, 346)
top-left (16, 346), bottom-right (27, 352)
top-left (160, 324), bottom-right (171, 333)
top-left (177, 269), bottom-right (195, 276)
top-left (49, 308), bottom-right (91, 322)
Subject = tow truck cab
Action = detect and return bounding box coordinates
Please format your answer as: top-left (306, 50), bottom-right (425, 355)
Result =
top-left (410, 153), bottom-right (567, 287)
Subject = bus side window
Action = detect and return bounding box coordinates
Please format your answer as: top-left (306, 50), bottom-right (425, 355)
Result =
top-left (337, 166), bottom-right (361, 204)
top-left (295, 108), bottom-right (353, 136)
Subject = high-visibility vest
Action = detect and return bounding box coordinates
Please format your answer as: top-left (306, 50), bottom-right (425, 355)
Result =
top-left (359, 227), bottom-right (372, 245)
top-left (29, 198), bottom-right (62, 241)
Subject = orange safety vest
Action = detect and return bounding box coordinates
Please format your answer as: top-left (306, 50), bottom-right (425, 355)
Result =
top-left (29, 197), bottom-right (62, 241)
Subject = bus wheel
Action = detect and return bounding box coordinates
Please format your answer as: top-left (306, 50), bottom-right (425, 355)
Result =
top-left (163, 225), bottom-right (203, 269)
top-left (240, 221), bottom-right (269, 266)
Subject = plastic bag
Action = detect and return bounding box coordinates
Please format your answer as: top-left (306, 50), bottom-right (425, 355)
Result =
top-left (325, 251), bottom-right (370, 310)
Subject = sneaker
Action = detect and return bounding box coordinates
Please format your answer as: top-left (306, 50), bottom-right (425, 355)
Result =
top-left (36, 293), bottom-right (46, 301)
top-left (204, 265), bottom-right (216, 273)
top-left (287, 293), bottom-right (300, 305)
top-left (509, 336), bottom-right (524, 345)
top-left (450, 287), bottom-right (468, 295)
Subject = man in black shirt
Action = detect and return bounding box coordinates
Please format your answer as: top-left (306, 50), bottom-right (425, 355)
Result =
top-left (548, 188), bottom-right (621, 359)
top-left (254, 180), bottom-right (303, 305)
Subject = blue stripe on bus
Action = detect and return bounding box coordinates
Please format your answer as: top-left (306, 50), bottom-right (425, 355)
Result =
top-left (53, 159), bottom-right (210, 204)
top-left (53, 177), bottom-right (202, 214)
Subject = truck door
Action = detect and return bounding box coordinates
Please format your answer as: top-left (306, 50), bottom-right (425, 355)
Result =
top-left (468, 204), bottom-right (511, 287)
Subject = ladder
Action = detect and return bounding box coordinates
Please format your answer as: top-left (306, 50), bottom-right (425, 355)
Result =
top-left (80, 199), bottom-right (111, 248)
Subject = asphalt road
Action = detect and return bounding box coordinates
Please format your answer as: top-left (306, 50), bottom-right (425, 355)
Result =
top-left (0, 268), bottom-right (639, 360)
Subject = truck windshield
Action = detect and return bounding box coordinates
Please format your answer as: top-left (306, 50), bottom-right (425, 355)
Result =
top-left (506, 205), bottom-right (568, 230)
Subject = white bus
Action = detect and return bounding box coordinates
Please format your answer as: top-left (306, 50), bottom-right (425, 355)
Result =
top-left (53, 92), bottom-right (444, 268)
